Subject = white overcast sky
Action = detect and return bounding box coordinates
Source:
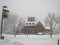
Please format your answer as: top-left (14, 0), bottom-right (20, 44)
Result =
top-left (0, 0), bottom-right (60, 25)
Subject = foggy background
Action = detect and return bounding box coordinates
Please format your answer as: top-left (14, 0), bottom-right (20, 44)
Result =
top-left (0, 0), bottom-right (60, 25)
top-left (0, 0), bottom-right (60, 34)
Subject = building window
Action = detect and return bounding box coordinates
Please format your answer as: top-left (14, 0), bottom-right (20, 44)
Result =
top-left (29, 23), bottom-right (31, 25)
top-left (32, 23), bottom-right (34, 25)
top-left (26, 23), bottom-right (28, 24)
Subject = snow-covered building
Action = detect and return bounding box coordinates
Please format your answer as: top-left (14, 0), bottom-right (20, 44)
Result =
top-left (21, 21), bottom-right (45, 34)
top-left (16, 17), bottom-right (50, 34)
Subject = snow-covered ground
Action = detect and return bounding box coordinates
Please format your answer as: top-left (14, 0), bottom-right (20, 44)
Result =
top-left (0, 34), bottom-right (60, 45)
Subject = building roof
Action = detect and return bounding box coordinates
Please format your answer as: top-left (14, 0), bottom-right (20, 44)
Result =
top-left (45, 27), bottom-right (50, 29)
top-left (22, 21), bottom-right (45, 30)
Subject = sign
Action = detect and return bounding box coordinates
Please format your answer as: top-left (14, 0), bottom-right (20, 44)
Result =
top-left (3, 9), bottom-right (9, 18)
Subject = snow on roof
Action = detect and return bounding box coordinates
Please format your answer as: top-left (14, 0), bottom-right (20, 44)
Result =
top-left (45, 27), bottom-right (50, 29)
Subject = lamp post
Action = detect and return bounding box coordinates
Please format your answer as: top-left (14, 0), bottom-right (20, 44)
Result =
top-left (0, 6), bottom-right (9, 39)
top-left (57, 39), bottom-right (59, 45)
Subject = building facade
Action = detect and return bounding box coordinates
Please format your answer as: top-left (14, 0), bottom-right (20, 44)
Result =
top-left (21, 21), bottom-right (45, 34)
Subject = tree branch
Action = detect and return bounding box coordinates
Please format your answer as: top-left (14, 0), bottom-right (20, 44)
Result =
top-left (52, 23), bottom-right (56, 30)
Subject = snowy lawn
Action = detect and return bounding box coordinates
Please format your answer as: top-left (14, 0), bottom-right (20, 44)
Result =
top-left (0, 34), bottom-right (60, 45)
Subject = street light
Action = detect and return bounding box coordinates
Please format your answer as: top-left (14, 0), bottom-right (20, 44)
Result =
top-left (0, 6), bottom-right (9, 39)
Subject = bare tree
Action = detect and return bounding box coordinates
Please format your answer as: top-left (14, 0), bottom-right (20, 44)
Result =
top-left (7, 12), bottom-right (21, 37)
top-left (2, 12), bottom-right (25, 37)
top-left (44, 13), bottom-right (57, 37)
top-left (55, 15), bottom-right (60, 23)
top-left (54, 15), bottom-right (60, 34)
top-left (2, 12), bottom-right (19, 35)
top-left (15, 18), bottom-right (25, 35)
